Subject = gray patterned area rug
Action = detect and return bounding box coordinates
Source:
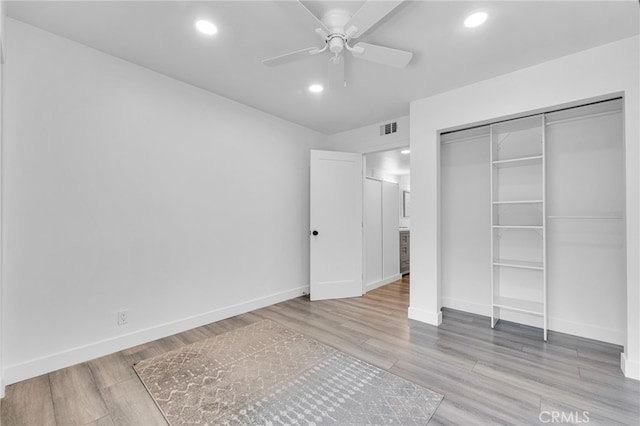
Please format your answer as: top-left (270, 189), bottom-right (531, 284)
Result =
top-left (134, 319), bottom-right (443, 425)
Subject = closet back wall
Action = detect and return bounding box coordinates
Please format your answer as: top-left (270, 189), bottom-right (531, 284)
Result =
top-left (2, 19), bottom-right (327, 384)
top-left (440, 129), bottom-right (490, 315)
top-left (545, 101), bottom-right (625, 343)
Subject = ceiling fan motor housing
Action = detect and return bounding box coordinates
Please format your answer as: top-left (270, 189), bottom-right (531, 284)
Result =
top-left (322, 9), bottom-right (352, 54)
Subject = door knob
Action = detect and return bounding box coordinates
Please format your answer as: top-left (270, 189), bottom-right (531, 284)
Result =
top-left (312, 230), bottom-right (319, 236)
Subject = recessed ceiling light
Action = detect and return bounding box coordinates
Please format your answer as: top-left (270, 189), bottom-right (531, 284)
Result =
top-left (400, 149), bottom-right (411, 155)
top-left (308, 84), bottom-right (324, 93)
top-left (195, 20), bottom-right (218, 35)
top-left (464, 12), bottom-right (488, 28)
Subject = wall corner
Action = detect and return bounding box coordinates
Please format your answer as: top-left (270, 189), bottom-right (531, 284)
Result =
top-left (621, 352), bottom-right (640, 381)
top-left (408, 306), bottom-right (442, 326)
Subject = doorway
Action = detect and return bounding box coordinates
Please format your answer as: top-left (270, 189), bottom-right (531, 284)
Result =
top-left (363, 147), bottom-right (411, 293)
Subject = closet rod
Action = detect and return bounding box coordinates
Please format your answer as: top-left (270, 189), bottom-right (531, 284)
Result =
top-left (440, 96), bottom-right (623, 137)
top-left (440, 132), bottom-right (490, 145)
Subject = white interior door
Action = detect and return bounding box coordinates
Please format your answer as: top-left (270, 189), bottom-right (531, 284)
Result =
top-left (310, 150), bottom-right (363, 301)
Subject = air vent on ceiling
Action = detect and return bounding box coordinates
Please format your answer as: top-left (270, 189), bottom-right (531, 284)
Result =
top-left (380, 121), bottom-right (398, 136)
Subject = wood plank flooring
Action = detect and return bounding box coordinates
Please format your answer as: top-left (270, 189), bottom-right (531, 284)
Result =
top-left (2, 276), bottom-right (639, 425)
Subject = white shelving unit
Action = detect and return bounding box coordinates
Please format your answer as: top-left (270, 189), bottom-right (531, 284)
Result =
top-left (490, 115), bottom-right (547, 340)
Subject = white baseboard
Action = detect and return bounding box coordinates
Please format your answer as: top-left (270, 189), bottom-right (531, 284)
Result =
top-left (442, 297), bottom-right (624, 346)
top-left (365, 274), bottom-right (402, 293)
top-left (408, 306), bottom-right (442, 326)
top-left (442, 297), bottom-right (490, 317)
top-left (442, 297), bottom-right (542, 328)
top-left (549, 317), bottom-right (625, 346)
top-left (622, 352), bottom-right (640, 380)
top-left (4, 285), bottom-right (309, 386)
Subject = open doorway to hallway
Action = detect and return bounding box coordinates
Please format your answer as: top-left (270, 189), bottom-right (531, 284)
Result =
top-left (363, 147), bottom-right (410, 294)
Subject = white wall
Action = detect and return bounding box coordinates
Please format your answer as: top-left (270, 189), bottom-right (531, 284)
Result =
top-left (410, 35), bottom-right (640, 379)
top-left (325, 115), bottom-right (409, 154)
top-left (331, 117), bottom-right (411, 230)
top-left (1, 19), bottom-right (327, 385)
top-left (365, 168), bottom-right (398, 182)
top-left (0, 0), bottom-right (5, 399)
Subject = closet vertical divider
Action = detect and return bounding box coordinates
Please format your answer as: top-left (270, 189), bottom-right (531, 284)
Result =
top-left (490, 115), bottom-right (547, 340)
top-left (542, 115), bottom-right (548, 341)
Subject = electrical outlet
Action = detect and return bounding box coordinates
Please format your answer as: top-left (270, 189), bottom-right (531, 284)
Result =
top-left (117, 309), bottom-right (128, 325)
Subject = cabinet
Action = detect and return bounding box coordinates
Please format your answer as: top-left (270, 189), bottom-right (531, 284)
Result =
top-left (400, 230), bottom-right (410, 274)
top-left (490, 115), bottom-right (547, 340)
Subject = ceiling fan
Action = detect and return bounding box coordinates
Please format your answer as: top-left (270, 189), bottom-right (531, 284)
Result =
top-left (262, 0), bottom-right (413, 87)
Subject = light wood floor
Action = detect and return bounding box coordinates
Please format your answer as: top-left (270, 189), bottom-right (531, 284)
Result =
top-left (2, 276), bottom-right (639, 425)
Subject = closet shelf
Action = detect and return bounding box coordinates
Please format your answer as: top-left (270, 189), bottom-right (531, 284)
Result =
top-left (492, 155), bottom-right (543, 168)
top-left (490, 115), bottom-right (547, 340)
top-left (547, 215), bottom-right (623, 220)
top-left (493, 259), bottom-right (544, 270)
top-left (492, 225), bottom-right (543, 229)
top-left (545, 109), bottom-right (621, 127)
top-left (493, 200), bottom-right (543, 205)
top-left (493, 297), bottom-right (544, 316)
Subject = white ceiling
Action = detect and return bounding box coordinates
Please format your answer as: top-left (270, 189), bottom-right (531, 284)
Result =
top-left (6, 1), bottom-right (639, 135)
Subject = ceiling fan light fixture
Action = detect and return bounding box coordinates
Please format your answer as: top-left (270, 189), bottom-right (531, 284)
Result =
top-left (308, 84), bottom-right (324, 93)
top-left (328, 36), bottom-right (345, 54)
top-left (195, 20), bottom-right (218, 35)
top-left (464, 11), bottom-right (488, 28)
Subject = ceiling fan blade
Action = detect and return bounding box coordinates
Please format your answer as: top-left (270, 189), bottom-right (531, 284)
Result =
top-left (295, 0), bottom-right (330, 35)
top-left (262, 47), bottom-right (322, 67)
top-left (351, 42), bottom-right (413, 68)
top-left (345, 0), bottom-right (404, 40)
top-left (328, 55), bottom-right (346, 88)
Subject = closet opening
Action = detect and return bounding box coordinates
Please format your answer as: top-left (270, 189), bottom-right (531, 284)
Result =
top-left (363, 147), bottom-right (411, 295)
top-left (439, 97), bottom-right (626, 344)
